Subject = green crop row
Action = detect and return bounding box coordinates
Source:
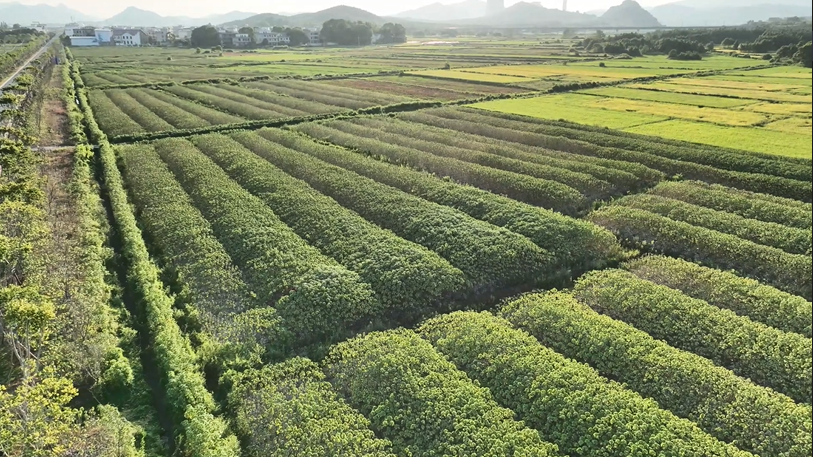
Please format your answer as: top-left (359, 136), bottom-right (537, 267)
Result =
top-left (624, 256), bottom-right (812, 338)
top-left (143, 88), bottom-right (245, 125)
top-left (105, 89), bottom-right (175, 132)
top-left (419, 311), bottom-right (753, 457)
top-left (224, 358), bottom-right (396, 457)
top-left (116, 143), bottom-right (285, 369)
top-left (502, 292), bottom-right (813, 457)
top-left (190, 132), bottom-right (467, 318)
top-left (124, 88), bottom-right (211, 130)
top-left (216, 83), bottom-right (345, 114)
top-left (86, 90), bottom-right (145, 137)
top-left (588, 205), bottom-right (812, 299)
top-left (324, 118), bottom-right (615, 203)
top-left (459, 107), bottom-right (812, 179)
top-left (407, 110), bottom-right (811, 201)
top-left (152, 137), bottom-right (378, 343)
top-left (324, 330), bottom-right (562, 457)
top-left (612, 194), bottom-right (811, 254)
top-left (574, 270), bottom-right (812, 404)
top-left (358, 116), bottom-right (663, 193)
top-left (648, 181), bottom-right (812, 229)
top-left (249, 79), bottom-right (410, 109)
top-left (160, 84), bottom-right (293, 120)
top-left (253, 127), bottom-right (624, 277)
top-left (296, 122), bottom-right (589, 215)
top-left (68, 53), bottom-right (241, 455)
top-left (234, 129), bottom-right (552, 295)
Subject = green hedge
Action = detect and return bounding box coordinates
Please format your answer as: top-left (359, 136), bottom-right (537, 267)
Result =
top-left (70, 49), bottom-right (240, 457)
top-left (588, 206), bottom-right (812, 299)
top-left (405, 110), bottom-right (811, 201)
top-left (573, 269), bottom-right (812, 404)
top-left (254, 128), bottom-right (624, 278)
top-left (152, 138), bottom-right (377, 343)
top-left (501, 292), bottom-right (813, 457)
top-left (190, 132), bottom-right (466, 318)
top-left (613, 194), bottom-right (811, 254)
top-left (323, 330), bottom-right (562, 457)
top-left (624, 256), bottom-right (812, 338)
top-left (233, 130), bottom-right (551, 296)
top-left (419, 311), bottom-right (753, 457)
top-left (458, 107), bottom-right (813, 179)
top-left (360, 115), bottom-right (663, 193)
top-left (648, 181), bottom-right (812, 230)
top-left (225, 357), bottom-right (396, 457)
top-left (323, 118), bottom-right (614, 203)
top-left (117, 143), bottom-right (286, 368)
top-left (295, 122), bottom-right (589, 214)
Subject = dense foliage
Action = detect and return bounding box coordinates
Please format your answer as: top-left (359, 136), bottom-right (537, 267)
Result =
top-left (419, 311), bottom-right (752, 457)
top-left (225, 357), bottom-right (396, 456)
top-left (324, 330), bottom-right (562, 456)
top-left (501, 292), bottom-right (813, 457)
top-left (624, 256), bottom-right (812, 338)
top-left (574, 270), bottom-right (812, 404)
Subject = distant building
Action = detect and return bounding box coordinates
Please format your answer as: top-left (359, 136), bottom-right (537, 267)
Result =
top-left (66, 26), bottom-right (99, 46)
top-left (486, 0), bottom-right (505, 16)
top-left (255, 29), bottom-right (290, 46)
top-left (144, 27), bottom-right (171, 44)
top-left (218, 31), bottom-right (236, 46)
top-left (95, 28), bottom-right (113, 44)
top-left (113, 29), bottom-right (147, 46)
top-left (305, 28), bottom-right (321, 45)
top-left (233, 33), bottom-right (252, 47)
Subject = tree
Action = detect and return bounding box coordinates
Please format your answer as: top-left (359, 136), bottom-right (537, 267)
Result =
top-left (286, 28), bottom-right (309, 46)
top-left (721, 37), bottom-right (735, 47)
top-left (191, 25), bottom-right (220, 48)
top-left (238, 26), bottom-right (255, 44)
top-left (377, 23), bottom-right (406, 44)
top-left (793, 41), bottom-right (812, 67)
top-left (320, 19), bottom-right (373, 46)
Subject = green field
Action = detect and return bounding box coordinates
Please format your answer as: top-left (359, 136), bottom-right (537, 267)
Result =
top-left (570, 55), bottom-right (765, 70)
top-left (626, 119), bottom-right (812, 158)
top-left (579, 86), bottom-right (756, 108)
top-left (407, 69), bottom-right (533, 83)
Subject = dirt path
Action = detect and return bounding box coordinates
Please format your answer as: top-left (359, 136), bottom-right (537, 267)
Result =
top-left (36, 63), bottom-right (72, 147)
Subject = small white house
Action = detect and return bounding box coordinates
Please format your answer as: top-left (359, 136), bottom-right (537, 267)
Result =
top-left (95, 29), bottom-right (113, 44)
top-left (113, 29), bottom-right (147, 46)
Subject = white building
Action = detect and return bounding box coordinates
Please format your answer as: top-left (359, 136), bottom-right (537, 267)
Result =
top-left (173, 27), bottom-right (194, 41)
top-left (254, 30), bottom-right (290, 46)
top-left (66, 26), bottom-right (100, 46)
top-left (233, 33), bottom-right (252, 47)
top-left (144, 27), bottom-right (171, 44)
top-left (305, 28), bottom-right (321, 45)
top-left (113, 29), bottom-right (147, 46)
top-left (95, 29), bottom-right (113, 44)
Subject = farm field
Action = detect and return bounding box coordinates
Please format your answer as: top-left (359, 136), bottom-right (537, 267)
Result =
top-left (5, 34), bottom-right (811, 457)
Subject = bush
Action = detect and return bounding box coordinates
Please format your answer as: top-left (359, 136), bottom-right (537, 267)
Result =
top-left (598, 62), bottom-right (606, 67)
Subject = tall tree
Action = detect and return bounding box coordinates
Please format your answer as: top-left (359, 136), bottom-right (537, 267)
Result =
top-left (190, 25), bottom-right (220, 48)
top-left (377, 23), bottom-right (407, 44)
top-left (321, 19), bottom-right (373, 46)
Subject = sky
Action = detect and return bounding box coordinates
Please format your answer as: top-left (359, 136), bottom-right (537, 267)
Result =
top-left (1, 0), bottom-right (680, 19)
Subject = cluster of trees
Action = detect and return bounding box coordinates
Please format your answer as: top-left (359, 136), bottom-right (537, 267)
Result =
top-left (320, 19), bottom-right (406, 45)
top-left (579, 31), bottom-right (707, 57)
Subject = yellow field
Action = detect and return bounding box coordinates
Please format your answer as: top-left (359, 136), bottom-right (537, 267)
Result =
top-left (744, 102), bottom-right (812, 116)
top-left (579, 86), bottom-right (755, 108)
top-left (470, 95), bottom-right (668, 129)
top-left (625, 119), bottom-right (812, 159)
top-left (763, 117), bottom-right (813, 136)
top-left (459, 64), bottom-right (692, 80)
top-left (733, 66), bottom-right (813, 79)
top-left (590, 97), bottom-right (766, 127)
top-left (664, 77), bottom-right (807, 92)
top-left (407, 69), bottom-right (532, 83)
top-left (629, 82), bottom-right (813, 104)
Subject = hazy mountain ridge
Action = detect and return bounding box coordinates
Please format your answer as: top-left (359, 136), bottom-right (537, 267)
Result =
top-left (0, 2), bottom-right (96, 24)
top-left (599, 0), bottom-right (661, 27)
top-left (650, 3), bottom-right (812, 26)
top-left (394, 0), bottom-right (487, 22)
top-left (102, 7), bottom-right (257, 27)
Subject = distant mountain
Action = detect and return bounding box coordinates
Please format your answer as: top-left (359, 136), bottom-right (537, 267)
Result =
top-left (650, 2), bottom-right (812, 26)
top-left (599, 0), bottom-right (661, 27)
top-left (671, 0), bottom-right (810, 8)
top-left (102, 7), bottom-right (256, 27)
top-left (394, 0), bottom-right (487, 22)
top-left (460, 2), bottom-right (595, 26)
top-left (0, 2), bottom-right (97, 24)
top-left (223, 5), bottom-right (387, 28)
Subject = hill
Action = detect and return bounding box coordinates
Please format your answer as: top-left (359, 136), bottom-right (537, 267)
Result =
top-left (219, 12), bottom-right (291, 28)
top-left (599, 0), bottom-right (661, 27)
top-left (460, 1), bottom-right (595, 26)
top-left (650, 2), bottom-right (813, 26)
top-left (0, 2), bottom-right (97, 24)
top-left (102, 7), bottom-right (256, 27)
top-left (394, 0), bottom-right (487, 22)
top-left (222, 5), bottom-right (386, 28)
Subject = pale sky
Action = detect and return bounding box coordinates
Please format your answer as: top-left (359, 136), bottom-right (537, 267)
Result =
top-left (2, 0), bottom-right (678, 19)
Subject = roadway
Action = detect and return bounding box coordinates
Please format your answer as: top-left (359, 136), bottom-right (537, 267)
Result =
top-left (1, 35), bottom-right (59, 90)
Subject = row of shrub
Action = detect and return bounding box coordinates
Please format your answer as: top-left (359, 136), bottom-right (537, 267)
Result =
top-left (224, 358), bottom-right (396, 456)
top-left (419, 311), bottom-right (753, 457)
top-left (297, 121), bottom-right (590, 215)
top-left (612, 194), bottom-right (811, 254)
top-left (409, 109), bottom-right (810, 201)
top-left (254, 127), bottom-right (625, 278)
top-left (624, 256), bottom-right (812, 338)
top-left (248, 79), bottom-right (410, 110)
top-left (151, 137), bottom-right (378, 343)
top-left (587, 205), bottom-right (812, 299)
top-left (67, 48), bottom-right (241, 457)
top-left (457, 107), bottom-right (811, 176)
top-left (323, 330), bottom-right (563, 456)
top-left (359, 116), bottom-right (662, 193)
top-left (648, 181), bottom-right (811, 230)
top-left (574, 269), bottom-right (812, 404)
top-left (233, 129), bottom-right (551, 295)
top-left (502, 291), bottom-right (812, 457)
top-left (329, 118), bottom-right (616, 203)
top-left (190, 132), bottom-right (467, 319)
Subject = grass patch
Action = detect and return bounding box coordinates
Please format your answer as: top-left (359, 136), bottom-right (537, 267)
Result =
top-left (571, 55), bottom-right (763, 70)
top-left (631, 81), bottom-right (813, 103)
top-left (579, 86), bottom-right (754, 108)
top-left (462, 64), bottom-right (692, 79)
top-left (407, 69), bottom-right (533, 83)
top-left (470, 94), bottom-right (667, 129)
top-left (763, 117), bottom-right (813, 136)
top-left (665, 77), bottom-right (807, 92)
top-left (705, 74), bottom-right (813, 87)
top-left (625, 119), bottom-right (812, 159)
top-left (589, 97), bottom-right (766, 126)
top-left (744, 102), bottom-right (812, 116)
